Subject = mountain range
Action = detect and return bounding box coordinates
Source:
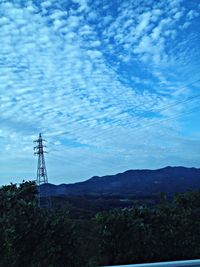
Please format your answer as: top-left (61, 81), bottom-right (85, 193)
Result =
top-left (40, 166), bottom-right (200, 197)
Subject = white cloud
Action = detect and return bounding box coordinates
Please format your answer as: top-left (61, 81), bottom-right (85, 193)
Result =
top-left (187, 10), bottom-right (199, 20)
top-left (135, 12), bottom-right (152, 37)
top-left (0, 0), bottom-right (199, 184)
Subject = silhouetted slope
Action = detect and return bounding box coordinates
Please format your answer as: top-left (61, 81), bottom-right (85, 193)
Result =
top-left (40, 166), bottom-right (200, 197)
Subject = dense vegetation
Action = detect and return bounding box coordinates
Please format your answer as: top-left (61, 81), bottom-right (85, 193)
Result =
top-left (1, 181), bottom-right (200, 266)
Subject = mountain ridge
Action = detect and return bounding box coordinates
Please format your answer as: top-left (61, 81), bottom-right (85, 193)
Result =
top-left (40, 166), bottom-right (200, 197)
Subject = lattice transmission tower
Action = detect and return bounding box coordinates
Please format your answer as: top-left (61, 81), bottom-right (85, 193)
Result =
top-left (34, 133), bottom-right (51, 209)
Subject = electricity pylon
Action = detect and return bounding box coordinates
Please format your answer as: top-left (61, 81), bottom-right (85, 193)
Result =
top-left (34, 133), bottom-right (51, 209)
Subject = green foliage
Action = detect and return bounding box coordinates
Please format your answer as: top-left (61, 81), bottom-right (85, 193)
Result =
top-left (95, 207), bottom-right (154, 265)
top-left (96, 191), bottom-right (200, 265)
top-left (0, 181), bottom-right (95, 267)
top-left (1, 181), bottom-right (200, 267)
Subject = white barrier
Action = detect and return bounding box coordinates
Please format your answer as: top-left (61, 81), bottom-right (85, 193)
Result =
top-left (103, 259), bottom-right (200, 267)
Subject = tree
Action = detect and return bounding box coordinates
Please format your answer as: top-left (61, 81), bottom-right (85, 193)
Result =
top-left (0, 181), bottom-right (94, 267)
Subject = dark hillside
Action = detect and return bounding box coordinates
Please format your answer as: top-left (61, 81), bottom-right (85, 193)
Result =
top-left (41, 166), bottom-right (200, 197)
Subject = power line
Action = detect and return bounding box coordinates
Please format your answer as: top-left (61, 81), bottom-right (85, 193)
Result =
top-left (89, 104), bottom-right (200, 145)
top-left (112, 79), bottom-right (200, 134)
top-left (126, 78), bottom-right (200, 115)
top-left (150, 93), bottom-right (200, 114)
top-left (93, 79), bottom-right (200, 140)
top-left (51, 78), bottom-right (200, 142)
top-left (129, 106), bottom-right (200, 134)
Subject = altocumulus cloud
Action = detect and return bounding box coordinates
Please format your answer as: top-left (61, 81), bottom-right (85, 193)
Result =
top-left (0, 0), bottom-right (200, 184)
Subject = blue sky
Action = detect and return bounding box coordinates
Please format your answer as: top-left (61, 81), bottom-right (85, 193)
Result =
top-left (0, 0), bottom-right (200, 185)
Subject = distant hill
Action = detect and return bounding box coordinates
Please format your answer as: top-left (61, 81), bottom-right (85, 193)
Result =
top-left (40, 166), bottom-right (200, 197)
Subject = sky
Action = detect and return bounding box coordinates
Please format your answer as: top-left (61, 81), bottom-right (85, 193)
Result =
top-left (0, 0), bottom-right (200, 185)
